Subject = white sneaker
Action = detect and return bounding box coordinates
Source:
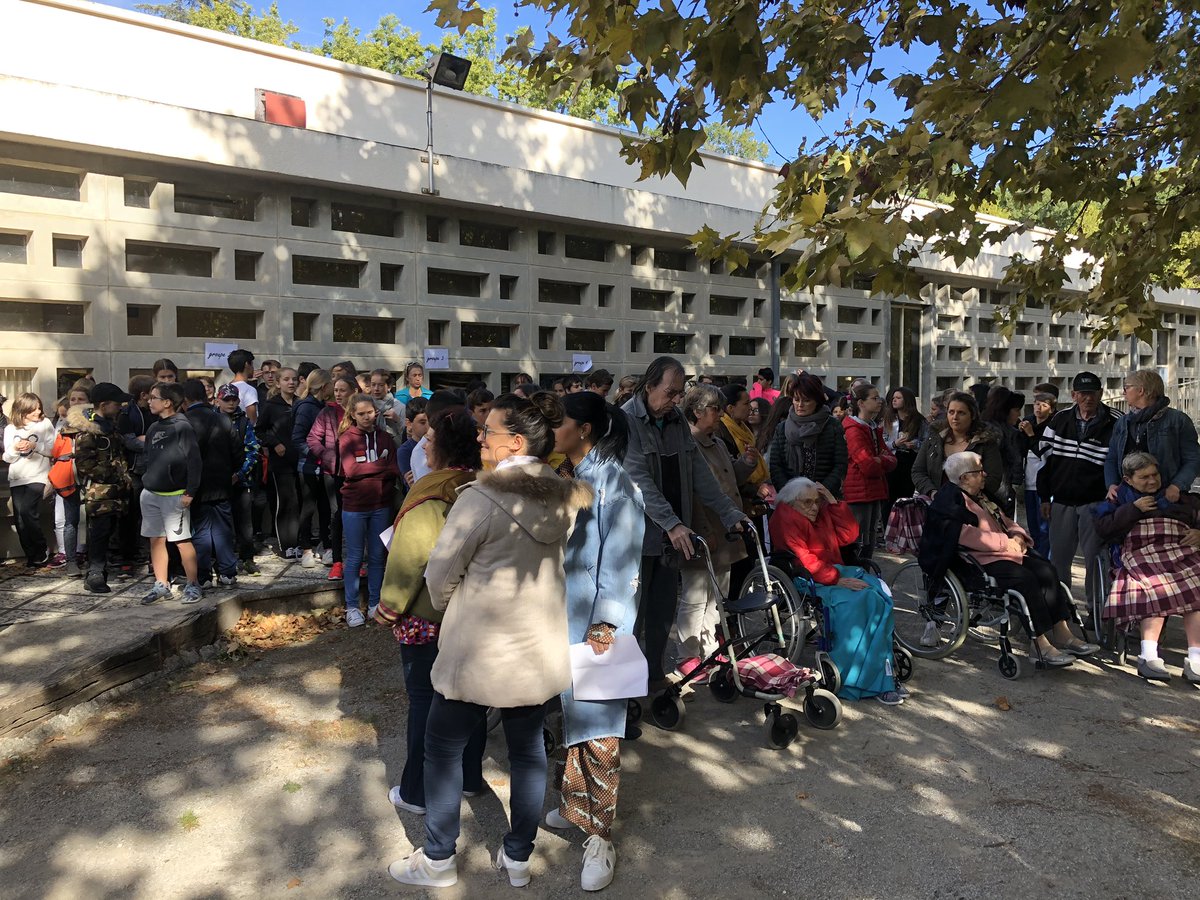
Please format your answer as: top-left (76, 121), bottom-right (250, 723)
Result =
top-left (321, 549), bottom-right (334, 566)
top-left (389, 848), bottom-right (457, 887)
top-left (920, 621), bottom-right (940, 648)
top-left (494, 847), bottom-right (531, 887)
top-left (580, 835), bottom-right (616, 891)
top-left (544, 808), bottom-right (572, 829)
top-left (346, 608), bottom-right (366, 628)
top-left (299, 550), bottom-right (318, 569)
top-left (387, 785), bottom-right (426, 815)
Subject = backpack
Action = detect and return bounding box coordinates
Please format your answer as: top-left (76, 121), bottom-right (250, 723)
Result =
top-left (48, 432), bottom-right (78, 497)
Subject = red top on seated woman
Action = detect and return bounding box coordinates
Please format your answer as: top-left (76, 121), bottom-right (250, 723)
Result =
top-left (768, 499), bottom-right (859, 586)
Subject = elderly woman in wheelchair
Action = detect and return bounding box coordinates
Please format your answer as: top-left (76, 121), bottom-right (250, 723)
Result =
top-left (1092, 451), bottom-right (1200, 685)
top-left (919, 451), bottom-right (1099, 669)
top-left (768, 477), bottom-right (908, 705)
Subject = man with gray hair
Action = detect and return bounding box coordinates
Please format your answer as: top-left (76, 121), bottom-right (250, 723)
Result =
top-left (622, 357), bottom-right (747, 687)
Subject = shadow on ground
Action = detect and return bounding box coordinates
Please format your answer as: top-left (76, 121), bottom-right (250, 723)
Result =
top-left (0, 609), bottom-right (1198, 899)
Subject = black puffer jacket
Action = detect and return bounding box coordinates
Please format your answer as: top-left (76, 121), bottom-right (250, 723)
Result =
top-left (184, 402), bottom-right (240, 503)
top-left (768, 416), bottom-right (848, 497)
top-left (257, 394), bottom-right (299, 469)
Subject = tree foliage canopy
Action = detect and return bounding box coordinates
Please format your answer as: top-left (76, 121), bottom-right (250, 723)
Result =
top-left (430, 0), bottom-right (1200, 337)
top-left (135, 1), bottom-right (769, 157)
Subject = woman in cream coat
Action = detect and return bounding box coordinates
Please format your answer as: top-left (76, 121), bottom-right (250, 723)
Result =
top-left (390, 391), bottom-right (592, 891)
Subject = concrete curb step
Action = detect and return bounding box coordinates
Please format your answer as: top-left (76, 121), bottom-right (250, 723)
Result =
top-left (0, 579), bottom-right (345, 743)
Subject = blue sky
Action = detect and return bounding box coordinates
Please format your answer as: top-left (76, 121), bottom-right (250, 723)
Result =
top-left (102, 0), bottom-right (926, 164)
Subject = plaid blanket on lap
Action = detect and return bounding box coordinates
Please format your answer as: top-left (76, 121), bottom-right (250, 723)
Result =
top-left (1106, 517), bottom-right (1200, 626)
top-left (885, 495), bottom-right (929, 555)
top-left (734, 653), bottom-right (816, 698)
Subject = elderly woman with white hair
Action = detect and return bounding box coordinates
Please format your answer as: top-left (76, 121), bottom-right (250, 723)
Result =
top-left (768, 476), bottom-right (906, 705)
top-left (919, 451), bottom-right (1100, 666)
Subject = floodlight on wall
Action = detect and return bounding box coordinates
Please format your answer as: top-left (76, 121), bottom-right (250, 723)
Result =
top-left (420, 52), bottom-right (472, 196)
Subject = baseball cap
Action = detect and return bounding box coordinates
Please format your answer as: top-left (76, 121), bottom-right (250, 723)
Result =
top-left (1072, 371), bottom-right (1102, 392)
top-left (217, 384), bottom-right (241, 401)
top-left (90, 382), bottom-right (132, 404)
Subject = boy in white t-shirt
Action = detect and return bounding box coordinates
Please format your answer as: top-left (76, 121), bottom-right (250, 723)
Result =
top-left (227, 348), bottom-right (259, 424)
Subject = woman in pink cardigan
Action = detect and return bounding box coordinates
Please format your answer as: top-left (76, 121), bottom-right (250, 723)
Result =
top-left (929, 451), bottom-right (1099, 666)
top-left (305, 375), bottom-right (356, 577)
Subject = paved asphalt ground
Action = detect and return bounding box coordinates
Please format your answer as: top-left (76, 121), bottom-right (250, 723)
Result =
top-left (1, 587), bottom-right (1197, 900)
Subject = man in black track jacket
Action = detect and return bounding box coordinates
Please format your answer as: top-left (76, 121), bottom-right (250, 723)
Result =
top-left (1036, 371), bottom-right (1118, 606)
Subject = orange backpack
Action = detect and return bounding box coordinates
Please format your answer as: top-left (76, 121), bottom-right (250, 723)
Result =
top-left (48, 432), bottom-right (78, 497)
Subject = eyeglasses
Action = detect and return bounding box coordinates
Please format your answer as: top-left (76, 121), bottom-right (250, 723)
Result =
top-left (1123, 383), bottom-right (1141, 391)
top-left (148, 395), bottom-right (164, 403)
top-left (963, 469), bottom-right (986, 476)
top-left (478, 424), bottom-right (516, 439)
top-left (663, 387), bottom-right (685, 400)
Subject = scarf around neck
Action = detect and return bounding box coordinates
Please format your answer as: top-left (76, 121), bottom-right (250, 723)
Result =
top-left (721, 413), bottom-right (769, 484)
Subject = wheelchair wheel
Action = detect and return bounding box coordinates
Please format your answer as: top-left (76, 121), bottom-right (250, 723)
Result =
top-left (998, 652), bottom-right (1022, 680)
top-left (892, 644), bottom-right (914, 684)
top-left (765, 712), bottom-right (800, 750)
top-left (803, 688), bottom-right (842, 730)
top-left (890, 560), bottom-right (968, 660)
top-left (650, 692), bottom-right (685, 730)
top-left (486, 707), bottom-right (502, 733)
top-left (626, 698), bottom-right (642, 724)
top-left (708, 668), bottom-right (739, 703)
top-left (1089, 555), bottom-right (1111, 646)
top-left (815, 650), bottom-right (842, 694)
top-left (735, 565), bottom-right (803, 661)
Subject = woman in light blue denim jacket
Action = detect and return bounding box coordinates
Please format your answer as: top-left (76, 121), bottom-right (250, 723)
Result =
top-left (1105, 370), bottom-right (1200, 502)
top-left (546, 390), bottom-right (645, 893)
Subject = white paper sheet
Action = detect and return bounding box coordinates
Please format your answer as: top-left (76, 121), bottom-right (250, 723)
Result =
top-left (379, 525), bottom-right (394, 550)
top-left (569, 634), bottom-right (648, 701)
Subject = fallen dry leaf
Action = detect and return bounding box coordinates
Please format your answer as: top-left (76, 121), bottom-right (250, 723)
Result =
top-left (795, 791), bottom-right (810, 800)
top-left (225, 608), bottom-right (345, 650)
top-left (287, 877), bottom-right (302, 889)
top-left (995, 696), bottom-right (1012, 711)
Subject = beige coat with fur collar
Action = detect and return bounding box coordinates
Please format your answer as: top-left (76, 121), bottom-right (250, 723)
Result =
top-left (426, 461), bottom-right (594, 708)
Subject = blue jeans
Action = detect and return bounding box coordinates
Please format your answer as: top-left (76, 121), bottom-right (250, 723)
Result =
top-left (1024, 489), bottom-right (1051, 559)
top-left (424, 696), bottom-right (546, 862)
top-left (192, 499), bottom-right (237, 581)
top-left (341, 506), bottom-right (389, 611)
top-left (398, 642), bottom-right (486, 807)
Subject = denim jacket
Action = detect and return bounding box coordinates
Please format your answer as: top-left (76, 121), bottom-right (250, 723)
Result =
top-left (1105, 405), bottom-right (1200, 492)
top-left (561, 452), bottom-right (645, 744)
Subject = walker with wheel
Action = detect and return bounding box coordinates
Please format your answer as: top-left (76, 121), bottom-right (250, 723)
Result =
top-left (649, 529), bottom-right (843, 749)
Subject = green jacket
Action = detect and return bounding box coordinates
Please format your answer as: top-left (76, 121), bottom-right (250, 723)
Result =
top-left (376, 468), bottom-right (475, 625)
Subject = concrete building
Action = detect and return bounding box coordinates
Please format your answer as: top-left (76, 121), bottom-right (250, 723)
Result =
top-left (2, 0), bottom-right (1199, 555)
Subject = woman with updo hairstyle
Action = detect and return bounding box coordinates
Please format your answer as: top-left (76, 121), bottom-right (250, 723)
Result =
top-left (391, 391), bottom-right (595, 890)
top-left (542, 390), bottom-right (644, 890)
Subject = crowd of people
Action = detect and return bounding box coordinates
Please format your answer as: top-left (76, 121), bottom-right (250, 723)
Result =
top-left (5, 353), bottom-right (1200, 890)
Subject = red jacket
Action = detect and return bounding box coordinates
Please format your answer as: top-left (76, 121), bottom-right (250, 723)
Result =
top-left (842, 416), bottom-right (897, 504)
top-left (768, 499), bottom-right (859, 586)
top-left (337, 426), bottom-right (398, 512)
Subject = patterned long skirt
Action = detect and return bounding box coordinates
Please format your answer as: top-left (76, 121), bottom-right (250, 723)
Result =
top-left (1106, 517), bottom-right (1200, 627)
top-left (553, 738), bottom-right (620, 839)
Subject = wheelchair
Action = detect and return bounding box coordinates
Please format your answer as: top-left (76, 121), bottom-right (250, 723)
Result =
top-left (734, 545), bottom-right (914, 692)
top-left (890, 551), bottom-right (1087, 679)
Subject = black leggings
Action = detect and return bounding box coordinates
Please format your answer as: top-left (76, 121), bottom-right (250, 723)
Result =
top-left (323, 474), bottom-right (343, 563)
top-left (272, 468), bottom-right (301, 551)
top-left (10, 483), bottom-right (48, 564)
top-left (983, 556), bottom-right (1074, 636)
top-left (300, 473), bottom-right (330, 551)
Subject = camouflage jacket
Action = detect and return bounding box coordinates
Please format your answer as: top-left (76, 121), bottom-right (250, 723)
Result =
top-left (68, 405), bottom-right (131, 515)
